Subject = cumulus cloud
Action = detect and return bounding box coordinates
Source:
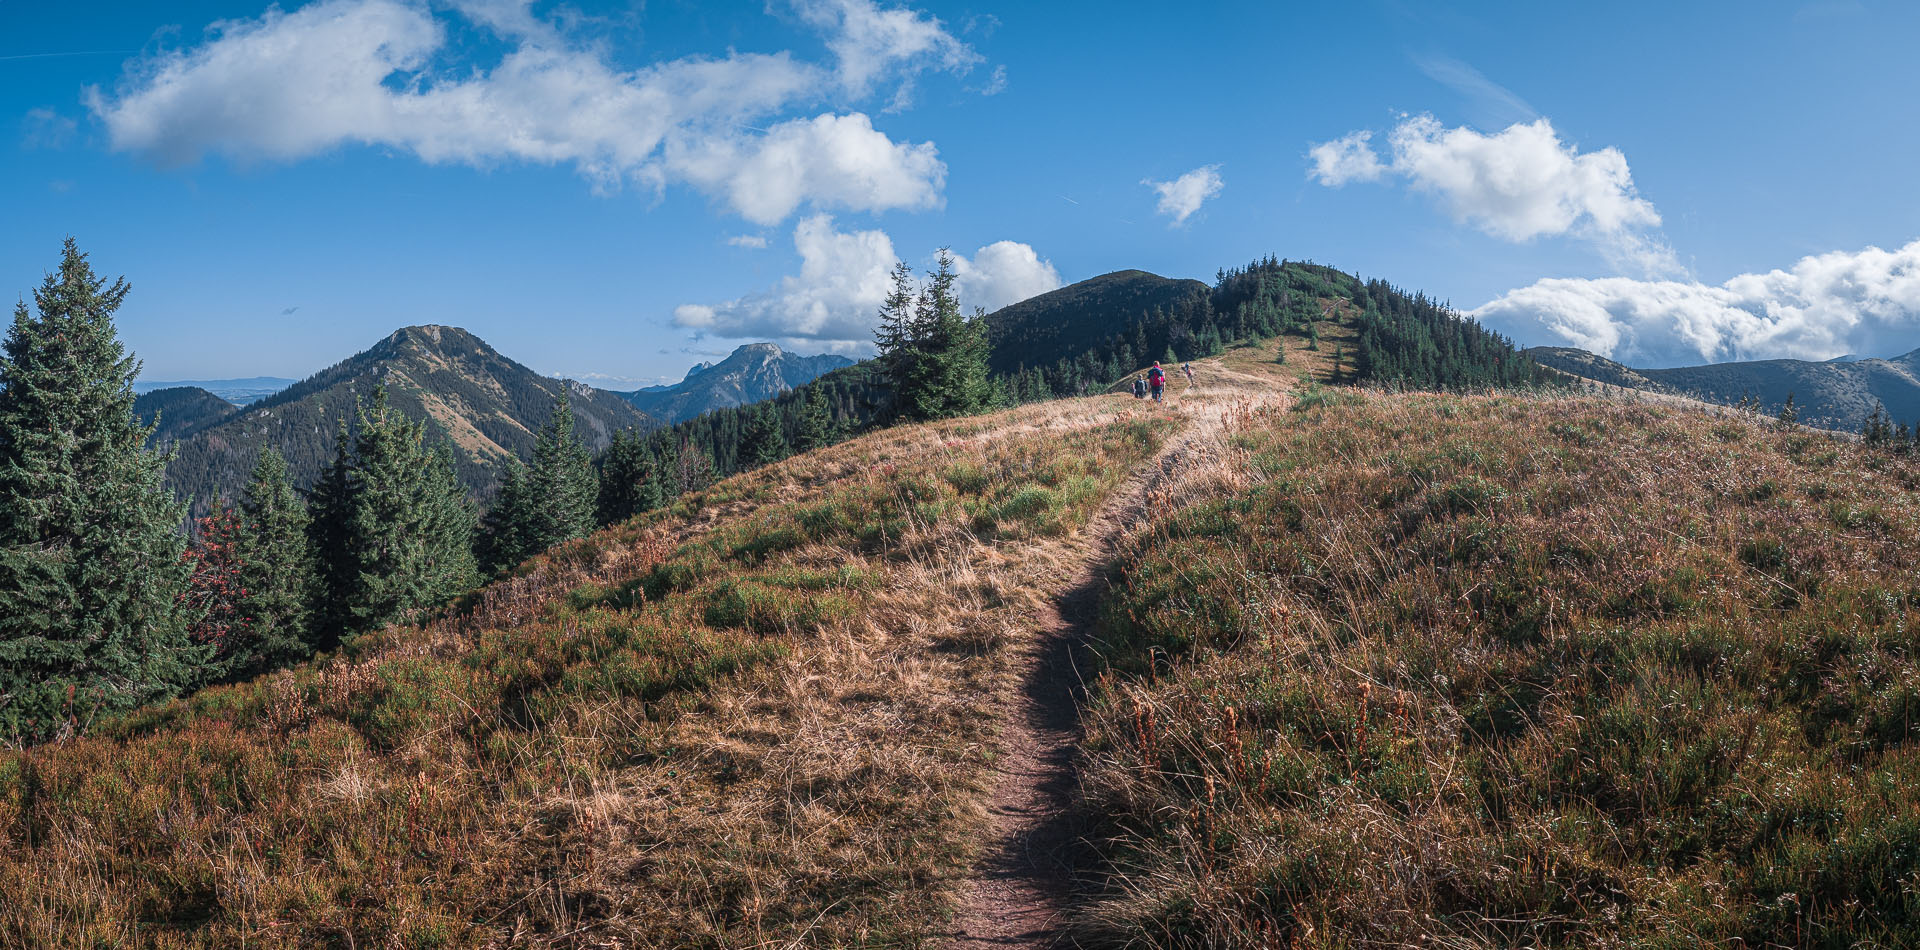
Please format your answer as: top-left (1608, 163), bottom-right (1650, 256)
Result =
top-left (674, 214), bottom-right (900, 348)
top-left (1306, 131), bottom-right (1385, 186)
top-left (1309, 114), bottom-right (1675, 276)
top-left (85, 0), bottom-right (969, 223)
top-left (659, 112), bottom-right (944, 225)
top-left (1143, 164), bottom-right (1224, 225)
top-left (951, 240), bottom-right (1061, 312)
top-left (1470, 238), bottom-right (1920, 367)
top-left (674, 217), bottom-right (1058, 348)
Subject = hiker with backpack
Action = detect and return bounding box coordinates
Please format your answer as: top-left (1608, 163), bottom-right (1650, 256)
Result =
top-left (1132, 376), bottom-right (1147, 399)
top-left (1182, 362), bottom-right (1195, 386)
top-left (1147, 362), bottom-right (1167, 402)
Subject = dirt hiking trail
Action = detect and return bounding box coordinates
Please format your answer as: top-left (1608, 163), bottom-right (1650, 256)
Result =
top-left (945, 365), bottom-right (1282, 948)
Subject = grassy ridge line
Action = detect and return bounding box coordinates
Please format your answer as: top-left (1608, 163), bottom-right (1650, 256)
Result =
top-left (1074, 391), bottom-right (1920, 947)
top-left (0, 396), bottom-right (1174, 948)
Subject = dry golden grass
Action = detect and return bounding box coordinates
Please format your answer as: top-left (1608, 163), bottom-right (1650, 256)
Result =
top-left (1075, 389), bottom-right (1920, 947)
top-left (0, 395), bottom-right (1176, 949)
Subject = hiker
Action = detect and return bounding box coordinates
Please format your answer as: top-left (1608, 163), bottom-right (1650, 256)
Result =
top-left (1132, 376), bottom-right (1147, 399)
top-left (1182, 362), bottom-right (1195, 386)
top-left (1147, 362), bottom-right (1167, 402)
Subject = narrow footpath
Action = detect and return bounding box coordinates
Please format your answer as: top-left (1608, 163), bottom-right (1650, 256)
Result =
top-left (945, 370), bottom-right (1271, 948)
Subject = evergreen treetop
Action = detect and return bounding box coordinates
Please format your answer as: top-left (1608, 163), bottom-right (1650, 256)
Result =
top-left (0, 240), bottom-right (203, 742)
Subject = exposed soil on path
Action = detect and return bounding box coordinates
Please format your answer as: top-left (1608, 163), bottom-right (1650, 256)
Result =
top-left (945, 375), bottom-right (1264, 948)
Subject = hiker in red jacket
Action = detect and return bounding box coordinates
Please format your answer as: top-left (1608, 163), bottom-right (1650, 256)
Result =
top-left (1147, 362), bottom-right (1167, 402)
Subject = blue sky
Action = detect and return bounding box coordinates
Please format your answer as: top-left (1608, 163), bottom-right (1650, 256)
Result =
top-left (6, 0), bottom-right (1920, 383)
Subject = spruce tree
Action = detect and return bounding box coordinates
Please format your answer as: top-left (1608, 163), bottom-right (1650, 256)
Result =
top-left (900, 252), bottom-right (991, 421)
top-left (595, 430), bottom-right (663, 527)
top-left (0, 240), bottom-right (205, 742)
top-left (795, 384), bottom-right (835, 452)
top-left (873, 261), bottom-right (921, 413)
top-left (479, 462), bottom-right (535, 574)
top-left (343, 386), bottom-right (478, 633)
top-left (306, 419), bottom-right (357, 648)
top-left (742, 405), bottom-right (790, 467)
top-left (233, 448), bottom-right (314, 672)
top-left (526, 389), bottom-right (595, 547)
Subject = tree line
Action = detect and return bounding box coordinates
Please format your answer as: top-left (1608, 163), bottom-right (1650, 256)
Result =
top-left (0, 244), bottom-right (644, 743)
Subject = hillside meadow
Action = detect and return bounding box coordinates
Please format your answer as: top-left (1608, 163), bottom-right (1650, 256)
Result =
top-left (0, 395), bottom-right (1175, 948)
top-left (1078, 389), bottom-right (1920, 947)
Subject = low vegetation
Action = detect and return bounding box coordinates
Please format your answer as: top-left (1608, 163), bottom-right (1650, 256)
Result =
top-left (1077, 391), bottom-right (1920, 946)
top-left (0, 396), bottom-right (1173, 947)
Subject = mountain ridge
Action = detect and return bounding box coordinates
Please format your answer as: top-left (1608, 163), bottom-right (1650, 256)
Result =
top-left (163, 324), bottom-right (659, 509)
top-left (618, 342), bottom-right (853, 423)
top-left (1527, 344), bottom-right (1920, 428)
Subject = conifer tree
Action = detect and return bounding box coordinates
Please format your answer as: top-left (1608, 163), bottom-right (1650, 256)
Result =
top-left (1777, 392), bottom-right (1799, 427)
top-left (873, 261), bottom-right (920, 409)
top-left (479, 462), bottom-right (535, 574)
top-left (526, 389), bottom-right (596, 546)
top-left (795, 384), bottom-right (836, 452)
top-left (595, 430), bottom-right (663, 527)
top-left (229, 448), bottom-right (314, 674)
top-left (0, 240), bottom-right (204, 742)
top-left (307, 419), bottom-right (357, 647)
top-left (742, 404), bottom-right (790, 467)
top-left (900, 252), bottom-right (991, 421)
top-left (343, 386), bottom-right (478, 633)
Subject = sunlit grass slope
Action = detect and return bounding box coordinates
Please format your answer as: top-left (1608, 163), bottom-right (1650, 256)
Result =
top-left (1078, 391), bottom-right (1920, 946)
top-left (0, 397), bottom-right (1175, 948)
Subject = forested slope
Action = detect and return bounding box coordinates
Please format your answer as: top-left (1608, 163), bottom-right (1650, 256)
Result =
top-left (133, 386), bottom-right (236, 446)
top-left (163, 325), bottom-right (658, 508)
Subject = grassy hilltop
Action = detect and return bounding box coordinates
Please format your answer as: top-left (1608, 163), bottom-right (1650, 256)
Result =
top-left (1077, 373), bottom-right (1920, 946)
top-left (6, 289), bottom-right (1919, 947)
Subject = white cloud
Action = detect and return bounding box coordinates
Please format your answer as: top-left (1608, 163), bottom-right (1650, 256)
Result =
top-left (1308, 114), bottom-right (1676, 276)
top-left (792, 0), bottom-right (980, 97)
top-left (1471, 238), bottom-right (1920, 367)
top-left (85, 0), bottom-right (968, 223)
top-left (951, 240), bottom-right (1061, 313)
top-left (659, 112), bottom-right (944, 226)
top-left (673, 214), bottom-right (899, 348)
top-left (1307, 131), bottom-right (1385, 186)
top-left (674, 218), bottom-right (1059, 347)
top-left (727, 234), bottom-right (770, 249)
top-left (1143, 164), bottom-right (1224, 225)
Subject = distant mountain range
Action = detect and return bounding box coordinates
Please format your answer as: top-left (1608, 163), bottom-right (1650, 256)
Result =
top-left (160, 325), bottom-right (659, 510)
top-left (134, 377), bottom-right (296, 405)
top-left (1527, 345), bottom-right (1920, 430)
top-left (618, 343), bottom-right (853, 423)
